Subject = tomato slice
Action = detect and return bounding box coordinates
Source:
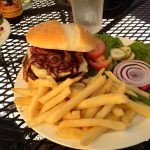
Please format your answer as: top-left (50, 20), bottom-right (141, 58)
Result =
top-left (87, 39), bottom-right (106, 60)
top-left (95, 55), bottom-right (106, 63)
top-left (88, 56), bottom-right (112, 70)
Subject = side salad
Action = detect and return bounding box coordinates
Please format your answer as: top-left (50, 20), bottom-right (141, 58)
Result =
top-left (87, 33), bottom-right (150, 105)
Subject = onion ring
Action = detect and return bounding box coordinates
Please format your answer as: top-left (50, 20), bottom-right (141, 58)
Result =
top-left (113, 60), bottom-right (150, 91)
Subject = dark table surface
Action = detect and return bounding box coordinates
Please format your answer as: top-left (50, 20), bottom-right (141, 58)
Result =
top-left (0, 0), bottom-right (150, 150)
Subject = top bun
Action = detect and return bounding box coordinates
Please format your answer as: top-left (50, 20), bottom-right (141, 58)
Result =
top-left (26, 20), bottom-right (96, 52)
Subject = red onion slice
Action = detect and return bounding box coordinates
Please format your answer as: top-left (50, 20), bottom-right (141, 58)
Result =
top-left (113, 60), bottom-right (150, 91)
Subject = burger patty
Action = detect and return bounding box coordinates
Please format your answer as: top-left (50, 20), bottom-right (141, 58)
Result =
top-left (23, 47), bottom-right (84, 81)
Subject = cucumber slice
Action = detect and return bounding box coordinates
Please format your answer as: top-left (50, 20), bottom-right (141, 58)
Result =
top-left (110, 48), bottom-right (126, 60)
top-left (127, 51), bottom-right (135, 60)
top-left (120, 46), bottom-right (132, 58)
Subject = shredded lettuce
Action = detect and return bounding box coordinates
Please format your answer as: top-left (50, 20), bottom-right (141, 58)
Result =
top-left (129, 41), bottom-right (150, 64)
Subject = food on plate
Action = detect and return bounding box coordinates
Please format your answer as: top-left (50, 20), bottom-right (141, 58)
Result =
top-left (23, 20), bottom-right (97, 82)
top-left (13, 68), bottom-right (150, 146)
top-left (13, 28), bottom-right (150, 147)
top-left (113, 60), bottom-right (150, 91)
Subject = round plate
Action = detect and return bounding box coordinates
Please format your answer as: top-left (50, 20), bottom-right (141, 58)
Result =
top-left (0, 19), bottom-right (11, 47)
top-left (14, 38), bottom-right (150, 150)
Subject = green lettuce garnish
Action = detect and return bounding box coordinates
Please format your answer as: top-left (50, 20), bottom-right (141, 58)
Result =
top-left (130, 41), bottom-right (150, 64)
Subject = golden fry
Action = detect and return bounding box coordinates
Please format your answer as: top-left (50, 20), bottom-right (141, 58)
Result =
top-left (28, 87), bottom-right (49, 118)
top-left (63, 111), bottom-right (80, 120)
top-left (14, 97), bottom-right (32, 106)
top-left (71, 111), bottom-right (80, 119)
top-left (39, 78), bottom-right (74, 104)
top-left (121, 109), bottom-right (136, 124)
top-left (58, 118), bottom-right (126, 130)
top-left (76, 94), bottom-right (128, 110)
top-left (126, 99), bottom-right (150, 117)
top-left (82, 107), bottom-right (100, 118)
top-left (80, 127), bottom-right (108, 145)
top-left (33, 78), bottom-right (57, 89)
top-left (56, 127), bottom-right (85, 140)
top-left (40, 87), bottom-right (71, 113)
top-left (28, 101), bottom-right (66, 127)
top-left (12, 88), bottom-right (36, 96)
top-left (95, 105), bottom-right (114, 119)
top-left (112, 106), bottom-right (124, 117)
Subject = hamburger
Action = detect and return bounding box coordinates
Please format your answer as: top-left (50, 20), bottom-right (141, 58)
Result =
top-left (23, 20), bottom-right (96, 81)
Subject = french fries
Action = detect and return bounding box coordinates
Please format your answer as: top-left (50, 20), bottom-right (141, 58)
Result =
top-left (56, 128), bottom-right (85, 140)
top-left (80, 127), bottom-right (108, 145)
top-left (95, 105), bottom-right (114, 119)
top-left (40, 87), bottom-right (71, 113)
top-left (92, 78), bottom-right (113, 96)
top-left (14, 97), bottom-right (32, 106)
top-left (63, 111), bottom-right (80, 120)
top-left (126, 99), bottom-right (150, 117)
top-left (39, 78), bottom-right (74, 104)
top-left (13, 69), bottom-right (150, 146)
top-left (31, 78), bottom-right (57, 89)
top-left (112, 106), bottom-right (124, 117)
top-left (45, 75), bottom-right (106, 124)
top-left (76, 94), bottom-right (128, 109)
top-left (28, 87), bottom-right (49, 118)
top-left (12, 88), bottom-right (36, 96)
top-left (28, 101), bottom-right (66, 127)
top-left (121, 109), bottom-right (136, 124)
top-left (82, 107), bottom-right (100, 118)
top-left (58, 118), bottom-right (126, 130)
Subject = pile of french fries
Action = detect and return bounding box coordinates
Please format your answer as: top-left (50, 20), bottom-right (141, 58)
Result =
top-left (12, 68), bottom-right (150, 146)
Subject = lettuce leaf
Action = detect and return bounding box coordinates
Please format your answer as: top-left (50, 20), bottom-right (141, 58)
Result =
top-left (129, 41), bottom-right (150, 64)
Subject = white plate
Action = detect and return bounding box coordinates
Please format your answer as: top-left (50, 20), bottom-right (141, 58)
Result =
top-left (0, 19), bottom-right (11, 47)
top-left (14, 38), bottom-right (150, 150)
